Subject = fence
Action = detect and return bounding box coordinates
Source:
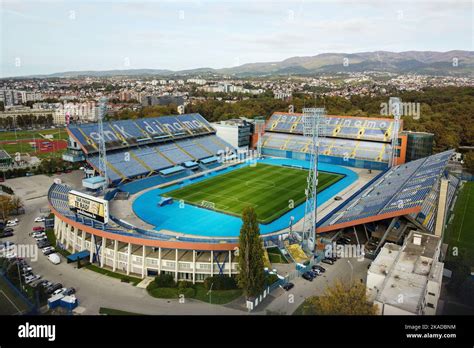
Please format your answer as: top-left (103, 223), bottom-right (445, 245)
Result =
top-left (246, 252), bottom-right (326, 311)
top-left (0, 271), bottom-right (37, 315)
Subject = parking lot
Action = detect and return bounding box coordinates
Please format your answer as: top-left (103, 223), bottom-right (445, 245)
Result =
top-left (256, 255), bottom-right (371, 315)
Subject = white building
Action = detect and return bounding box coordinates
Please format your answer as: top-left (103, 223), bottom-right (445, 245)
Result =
top-left (366, 230), bottom-right (444, 315)
top-left (54, 101), bottom-right (99, 124)
top-left (187, 78), bottom-right (206, 85)
top-left (211, 119), bottom-right (252, 151)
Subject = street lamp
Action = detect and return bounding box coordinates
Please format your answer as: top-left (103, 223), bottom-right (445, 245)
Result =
top-left (347, 260), bottom-right (353, 284)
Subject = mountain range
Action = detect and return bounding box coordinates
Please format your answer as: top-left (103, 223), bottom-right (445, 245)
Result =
top-left (10, 50), bottom-right (474, 78)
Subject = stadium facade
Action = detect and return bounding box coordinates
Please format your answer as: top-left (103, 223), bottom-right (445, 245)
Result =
top-left (49, 112), bottom-right (458, 281)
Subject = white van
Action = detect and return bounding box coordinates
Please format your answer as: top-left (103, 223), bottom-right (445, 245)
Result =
top-left (48, 253), bottom-right (61, 265)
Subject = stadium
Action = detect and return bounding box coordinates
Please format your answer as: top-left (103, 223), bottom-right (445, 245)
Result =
top-left (48, 109), bottom-right (459, 283)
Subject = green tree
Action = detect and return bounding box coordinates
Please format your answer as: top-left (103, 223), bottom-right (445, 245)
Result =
top-left (10, 195), bottom-right (23, 214)
top-left (299, 281), bottom-right (378, 315)
top-left (463, 151), bottom-right (474, 173)
top-left (237, 206), bottom-right (265, 298)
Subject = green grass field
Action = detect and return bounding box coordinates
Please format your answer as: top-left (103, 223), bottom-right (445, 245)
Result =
top-left (0, 128), bottom-right (68, 141)
top-left (0, 128), bottom-right (68, 159)
top-left (267, 247), bottom-right (289, 264)
top-left (164, 163), bottom-right (343, 224)
top-left (445, 182), bottom-right (474, 264)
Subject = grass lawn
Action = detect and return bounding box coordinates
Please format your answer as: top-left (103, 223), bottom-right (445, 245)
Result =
top-left (99, 307), bottom-right (144, 315)
top-left (85, 264), bottom-right (142, 286)
top-left (267, 247), bottom-right (289, 264)
top-left (164, 163), bottom-right (343, 224)
top-left (147, 283), bottom-right (243, 305)
top-left (444, 182), bottom-right (474, 265)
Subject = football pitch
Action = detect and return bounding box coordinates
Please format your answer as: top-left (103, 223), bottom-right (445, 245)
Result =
top-left (445, 181), bottom-right (474, 263)
top-left (164, 163), bottom-right (343, 224)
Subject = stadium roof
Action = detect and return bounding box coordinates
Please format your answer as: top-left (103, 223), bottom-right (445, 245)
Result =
top-left (317, 150), bottom-right (454, 233)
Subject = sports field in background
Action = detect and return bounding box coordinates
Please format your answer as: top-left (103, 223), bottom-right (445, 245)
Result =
top-left (445, 181), bottom-right (474, 263)
top-left (0, 128), bottom-right (68, 159)
top-left (164, 163), bottom-right (343, 224)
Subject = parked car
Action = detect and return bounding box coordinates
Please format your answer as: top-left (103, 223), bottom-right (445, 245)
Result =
top-left (6, 221), bottom-right (17, 227)
top-left (0, 242), bottom-right (15, 251)
top-left (309, 270), bottom-right (319, 278)
top-left (42, 246), bottom-right (55, 254)
top-left (282, 282), bottom-right (294, 291)
top-left (34, 217), bottom-right (45, 223)
top-left (46, 283), bottom-right (63, 294)
top-left (52, 287), bottom-right (67, 296)
top-left (302, 271), bottom-right (314, 281)
top-left (312, 265), bottom-right (326, 273)
top-left (38, 280), bottom-right (53, 289)
top-left (34, 233), bottom-right (46, 240)
top-left (321, 258), bottom-right (334, 265)
top-left (3, 227), bottom-right (14, 233)
top-left (0, 231), bottom-right (14, 238)
top-left (311, 268), bottom-right (321, 275)
top-left (21, 266), bottom-right (33, 273)
top-left (24, 274), bottom-right (41, 284)
top-left (37, 241), bottom-right (51, 248)
top-left (31, 232), bottom-right (45, 238)
top-left (32, 226), bottom-right (45, 232)
top-left (63, 287), bottom-right (76, 296)
top-left (48, 253), bottom-right (61, 265)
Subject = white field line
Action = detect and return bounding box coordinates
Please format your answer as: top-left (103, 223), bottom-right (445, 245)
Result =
top-left (457, 186), bottom-right (471, 242)
top-left (0, 290), bottom-right (22, 314)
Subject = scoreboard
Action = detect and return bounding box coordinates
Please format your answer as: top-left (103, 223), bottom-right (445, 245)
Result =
top-left (68, 190), bottom-right (109, 224)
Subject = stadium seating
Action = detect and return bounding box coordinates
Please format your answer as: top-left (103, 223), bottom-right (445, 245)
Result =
top-left (262, 132), bottom-right (392, 162)
top-left (265, 112), bottom-right (398, 142)
top-left (318, 150), bottom-right (454, 231)
top-left (85, 134), bottom-right (234, 184)
top-left (68, 113), bottom-right (215, 153)
top-left (261, 112), bottom-right (399, 167)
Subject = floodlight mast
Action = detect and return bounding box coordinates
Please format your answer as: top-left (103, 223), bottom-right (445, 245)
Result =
top-left (254, 116), bottom-right (266, 158)
top-left (97, 97), bottom-right (109, 190)
top-left (301, 107), bottom-right (326, 253)
top-left (389, 97), bottom-right (401, 168)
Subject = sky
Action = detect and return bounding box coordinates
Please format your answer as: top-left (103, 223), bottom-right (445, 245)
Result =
top-left (1, 0), bottom-right (473, 77)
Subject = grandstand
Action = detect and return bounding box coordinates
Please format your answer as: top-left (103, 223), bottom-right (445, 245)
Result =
top-left (65, 114), bottom-right (235, 185)
top-left (317, 150), bottom-right (458, 236)
top-left (261, 112), bottom-right (405, 170)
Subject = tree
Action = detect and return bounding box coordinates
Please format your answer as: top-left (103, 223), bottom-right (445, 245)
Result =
top-left (463, 151), bottom-right (474, 174)
top-left (237, 206), bottom-right (265, 298)
top-left (300, 280), bottom-right (378, 315)
top-left (0, 195), bottom-right (15, 221)
top-left (10, 195), bottom-right (23, 214)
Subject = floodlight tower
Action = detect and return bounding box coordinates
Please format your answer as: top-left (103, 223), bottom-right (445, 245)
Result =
top-left (97, 97), bottom-right (108, 190)
top-left (254, 116), bottom-right (266, 158)
top-left (301, 107), bottom-right (326, 253)
top-left (389, 97), bottom-right (401, 168)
